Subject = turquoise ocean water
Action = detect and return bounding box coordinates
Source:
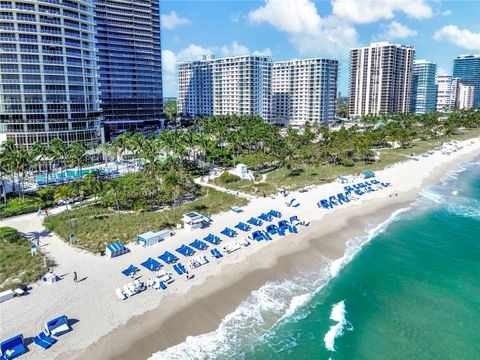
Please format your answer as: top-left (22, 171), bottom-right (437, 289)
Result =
top-left (151, 158), bottom-right (480, 360)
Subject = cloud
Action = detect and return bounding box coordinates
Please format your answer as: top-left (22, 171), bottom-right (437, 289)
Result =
top-left (162, 43), bottom-right (273, 96)
top-left (379, 21), bottom-right (417, 40)
top-left (248, 0), bottom-right (357, 58)
top-left (161, 11), bottom-right (191, 30)
top-left (230, 12), bottom-right (242, 23)
top-left (441, 10), bottom-right (452, 16)
top-left (332, 0), bottom-right (433, 24)
top-left (434, 25), bottom-right (480, 51)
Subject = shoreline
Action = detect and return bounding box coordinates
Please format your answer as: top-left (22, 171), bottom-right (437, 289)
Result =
top-left (1, 138), bottom-right (479, 360)
top-left (75, 141), bottom-right (480, 360)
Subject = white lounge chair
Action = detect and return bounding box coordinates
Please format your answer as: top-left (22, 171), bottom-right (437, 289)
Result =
top-left (123, 284), bottom-right (135, 296)
top-left (115, 288), bottom-right (127, 300)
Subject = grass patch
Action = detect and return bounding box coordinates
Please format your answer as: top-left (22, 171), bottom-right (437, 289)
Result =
top-left (43, 188), bottom-right (248, 253)
top-left (0, 197), bottom-right (45, 219)
top-left (0, 227), bottom-right (54, 292)
top-left (211, 175), bottom-right (277, 196)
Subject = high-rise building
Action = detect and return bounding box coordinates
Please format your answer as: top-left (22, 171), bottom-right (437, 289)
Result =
top-left (435, 75), bottom-right (460, 112)
top-left (453, 55), bottom-right (480, 108)
top-left (349, 42), bottom-right (415, 117)
top-left (272, 59), bottom-right (338, 126)
top-left (411, 60), bottom-right (437, 114)
top-left (95, 0), bottom-right (163, 139)
top-left (178, 55), bottom-right (272, 121)
top-left (458, 83), bottom-right (475, 110)
top-left (0, 0), bottom-right (101, 147)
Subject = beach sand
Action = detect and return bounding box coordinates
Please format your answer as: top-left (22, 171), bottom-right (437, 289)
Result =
top-left (1, 138), bottom-right (479, 360)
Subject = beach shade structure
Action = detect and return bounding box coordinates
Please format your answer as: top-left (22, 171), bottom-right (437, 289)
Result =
top-left (268, 209), bottom-right (282, 218)
top-left (235, 222), bottom-right (251, 232)
top-left (176, 244), bottom-right (196, 257)
top-left (140, 257), bottom-right (161, 272)
top-left (361, 170), bottom-right (375, 179)
top-left (158, 251), bottom-right (178, 264)
top-left (45, 315), bottom-right (71, 337)
top-left (210, 249), bottom-right (223, 258)
top-left (190, 239), bottom-right (208, 251)
top-left (121, 265), bottom-right (139, 277)
top-left (0, 334), bottom-right (26, 359)
top-left (258, 213), bottom-right (273, 222)
top-left (105, 242), bottom-right (129, 258)
top-left (247, 217), bottom-right (262, 226)
top-left (251, 230), bottom-right (265, 241)
top-left (203, 234), bottom-right (222, 245)
top-left (266, 224), bottom-right (279, 235)
top-left (220, 227), bottom-right (238, 238)
top-left (137, 230), bottom-right (171, 247)
top-left (33, 332), bottom-right (57, 350)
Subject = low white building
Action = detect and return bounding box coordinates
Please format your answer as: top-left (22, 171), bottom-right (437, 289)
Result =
top-left (229, 164), bottom-right (254, 181)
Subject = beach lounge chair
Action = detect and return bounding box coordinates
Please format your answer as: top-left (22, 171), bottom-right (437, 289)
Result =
top-left (247, 217), bottom-right (262, 226)
top-left (159, 281), bottom-right (167, 290)
top-left (178, 263), bottom-right (187, 273)
top-left (231, 206), bottom-right (243, 213)
top-left (45, 315), bottom-right (71, 337)
top-left (251, 230), bottom-right (265, 241)
top-left (223, 243), bottom-right (241, 254)
top-left (123, 284), bottom-right (135, 296)
top-left (33, 332), bottom-right (56, 350)
top-left (235, 222), bottom-right (251, 232)
top-left (0, 334), bottom-right (26, 359)
top-left (115, 288), bottom-right (127, 300)
top-left (258, 213), bottom-right (272, 222)
top-left (268, 210), bottom-right (282, 218)
top-left (173, 264), bottom-right (183, 275)
top-left (158, 251), bottom-right (178, 264)
top-left (190, 239), bottom-right (208, 250)
top-left (203, 234), bottom-right (222, 245)
top-left (220, 227), bottom-right (237, 238)
top-left (176, 244), bottom-right (195, 257)
top-left (266, 224), bottom-right (279, 235)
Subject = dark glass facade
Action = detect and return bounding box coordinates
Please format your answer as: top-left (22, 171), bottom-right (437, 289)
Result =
top-left (453, 55), bottom-right (480, 109)
top-left (95, 0), bottom-right (163, 139)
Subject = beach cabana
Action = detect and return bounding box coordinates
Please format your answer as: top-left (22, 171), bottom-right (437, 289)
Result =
top-left (105, 242), bottom-right (129, 258)
top-left (181, 211), bottom-right (210, 231)
top-left (235, 222), bottom-right (251, 232)
top-left (278, 220), bottom-right (289, 229)
top-left (176, 244), bottom-right (195, 257)
top-left (203, 234), bottom-right (221, 245)
top-left (266, 224), bottom-right (279, 235)
top-left (158, 251), bottom-right (178, 264)
top-left (190, 239), bottom-right (208, 250)
top-left (140, 257), bottom-right (161, 271)
top-left (137, 230), bottom-right (171, 247)
top-left (247, 217), bottom-right (262, 226)
top-left (0, 334), bottom-right (26, 359)
top-left (251, 230), bottom-right (265, 241)
top-left (121, 264), bottom-right (139, 277)
top-left (45, 315), bottom-right (71, 337)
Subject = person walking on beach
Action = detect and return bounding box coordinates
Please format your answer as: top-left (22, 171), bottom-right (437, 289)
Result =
top-left (73, 271), bottom-right (78, 283)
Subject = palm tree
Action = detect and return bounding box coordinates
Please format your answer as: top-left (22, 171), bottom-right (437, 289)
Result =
top-left (67, 142), bottom-right (86, 179)
top-left (82, 173), bottom-right (102, 204)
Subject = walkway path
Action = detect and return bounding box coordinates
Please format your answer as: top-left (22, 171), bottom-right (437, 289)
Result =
top-left (194, 177), bottom-right (257, 200)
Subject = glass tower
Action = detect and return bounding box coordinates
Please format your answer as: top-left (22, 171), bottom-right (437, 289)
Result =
top-left (95, 0), bottom-right (163, 139)
top-left (411, 60), bottom-right (437, 114)
top-left (0, 0), bottom-right (101, 147)
top-left (453, 55), bottom-right (480, 109)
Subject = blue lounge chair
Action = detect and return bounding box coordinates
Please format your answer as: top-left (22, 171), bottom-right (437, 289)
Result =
top-left (268, 210), bottom-right (282, 218)
top-left (251, 230), bottom-right (265, 241)
top-left (176, 244), bottom-right (195, 257)
top-left (0, 334), bottom-right (26, 359)
top-left (33, 332), bottom-right (56, 350)
top-left (258, 213), bottom-right (272, 222)
top-left (235, 222), bottom-right (251, 232)
top-left (190, 239), bottom-right (208, 250)
top-left (158, 251), bottom-right (178, 264)
top-left (140, 257), bottom-right (161, 271)
top-left (220, 227), bottom-right (237, 238)
top-left (278, 227), bottom-right (286, 236)
top-left (266, 224), bottom-right (278, 235)
top-left (354, 189), bottom-right (364, 196)
top-left (45, 315), bottom-right (71, 337)
top-left (289, 225), bottom-right (298, 234)
top-left (159, 281), bottom-right (167, 290)
top-left (247, 217), bottom-right (262, 226)
top-left (289, 216), bottom-right (298, 223)
top-left (173, 264), bottom-right (183, 275)
top-left (178, 263), bottom-right (187, 273)
top-left (210, 249), bottom-right (223, 258)
top-left (263, 230), bottom-right (272, 240)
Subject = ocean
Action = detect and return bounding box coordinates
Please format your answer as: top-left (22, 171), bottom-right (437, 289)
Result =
top-left (150, 158), bottom-right (480, 360)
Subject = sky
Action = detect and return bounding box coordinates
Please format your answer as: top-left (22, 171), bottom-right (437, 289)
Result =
top-left (160, 0), bottom-right (480, 97)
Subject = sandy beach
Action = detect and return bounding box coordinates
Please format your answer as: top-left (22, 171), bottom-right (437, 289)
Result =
top-left (1, 137), bottom-right (479, 360)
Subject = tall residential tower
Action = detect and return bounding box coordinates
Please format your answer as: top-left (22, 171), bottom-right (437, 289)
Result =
top-left (272, 59), bottom-right (338, 126)
top-left (0, 0), bottom-right (101, 147)
top-left (452, 55), bottom-right (480, 109)
top-left (435, 75), bottom-right (460, 112)
top-left (411, 60), bottom-right (437, 114)
top-left (95, 0), bottom-right (163, 139)
top-left (349, 42), bottom-right (415, 117)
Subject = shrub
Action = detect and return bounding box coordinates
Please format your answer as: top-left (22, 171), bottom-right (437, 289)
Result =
top-left (0, 197), bottom-right (43, 219)
top-left (217, 172), bottom-right (241, 184)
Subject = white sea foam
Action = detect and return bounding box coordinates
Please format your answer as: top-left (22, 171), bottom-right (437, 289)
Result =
top-left (150, 205), bottom-right (417, 359)
top-left (323, 300), bottom-right (351, 352)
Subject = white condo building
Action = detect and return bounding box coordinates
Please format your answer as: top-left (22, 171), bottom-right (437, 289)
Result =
top-left (177, 55), bottom-right (272, 121)
top-left (349, 42), bottom-right (415, 117)
top-left (272, 59), bottom-right (338, 126)
top-left (458, 83), bottom-right (475, 110)
top-left (435, 75), bottom-right (460, 112)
